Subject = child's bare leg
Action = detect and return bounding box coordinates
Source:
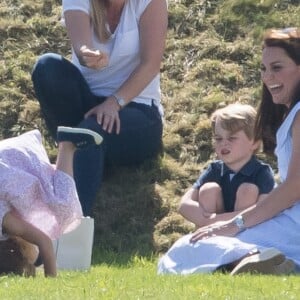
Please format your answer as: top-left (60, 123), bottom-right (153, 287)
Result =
top-left (198, 182), bottom-right (224, 215)
top-left (55, 142), bottom-right (76, 178)
top-left (55, 126), bottom-right (103, 177)
top-left (234, 183), bottom-right (259, 211)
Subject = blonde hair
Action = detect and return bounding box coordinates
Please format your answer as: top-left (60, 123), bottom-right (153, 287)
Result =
top-left (211, 103), bottom-right (257, 140)
top-left (90, 0), bottom-right (111, 42)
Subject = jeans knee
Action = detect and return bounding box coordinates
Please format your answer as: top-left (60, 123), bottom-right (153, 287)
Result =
top-left (32, 53), bottom-right (64, 85)
top-left (33, 53), bottom-right (60, 72)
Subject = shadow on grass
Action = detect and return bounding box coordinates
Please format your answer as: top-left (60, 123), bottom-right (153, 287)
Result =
top-left (91, 157), bottom-right (170, 266)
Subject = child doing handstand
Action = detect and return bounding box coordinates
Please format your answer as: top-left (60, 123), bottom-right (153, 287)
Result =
top-left (0, 127), bottom-right (102, 277)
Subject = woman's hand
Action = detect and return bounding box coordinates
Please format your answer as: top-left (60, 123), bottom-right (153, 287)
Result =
top-left (85, 97), bottom-right (121, 134)
top-left (190, 219), bottom-right (239, 243)
top-left (78, 45), bottom-right (109, 69)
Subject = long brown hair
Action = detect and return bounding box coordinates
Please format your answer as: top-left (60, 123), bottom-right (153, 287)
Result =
top-left (90, 0), bottom-right (111, 42)
top-left (254, 28), bottom-right (300, 154)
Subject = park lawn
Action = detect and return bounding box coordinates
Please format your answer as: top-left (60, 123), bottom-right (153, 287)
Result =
top-left (0, 252), bottom-right (299, 300)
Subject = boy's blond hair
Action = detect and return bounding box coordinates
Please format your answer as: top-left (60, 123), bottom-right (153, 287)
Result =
top-left (211, 103), bottom-right (257, 141)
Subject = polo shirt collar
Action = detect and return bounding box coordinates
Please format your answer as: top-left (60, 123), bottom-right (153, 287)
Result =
top-left (221, 156), bottom-right (258, 177)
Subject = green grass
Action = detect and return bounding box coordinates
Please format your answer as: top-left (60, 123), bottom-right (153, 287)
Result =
top-left (1, 252), bottom-right (300, 300)
top-left (1, 0), bottom-right (300, 297)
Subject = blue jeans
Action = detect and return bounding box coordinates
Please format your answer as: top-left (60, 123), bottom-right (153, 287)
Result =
top-left (32, 53), bottom-right (163, 216)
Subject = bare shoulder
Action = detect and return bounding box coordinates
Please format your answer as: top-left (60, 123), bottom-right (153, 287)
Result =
top-left (292, 110), bottom-right (300, 137)
top-left (143, 0), bottom-right (168, 14)
top-left (293, 109), bottom-right (300, 124)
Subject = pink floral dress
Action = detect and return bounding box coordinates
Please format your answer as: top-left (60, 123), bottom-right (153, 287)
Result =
top-left (0, 130), bottom-right (82, 240)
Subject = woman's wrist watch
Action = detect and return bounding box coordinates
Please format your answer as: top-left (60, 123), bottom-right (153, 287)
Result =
top-left (112, 94), bottom-right (126, 108)
top-left (234, 215), bottom-right (246, 232)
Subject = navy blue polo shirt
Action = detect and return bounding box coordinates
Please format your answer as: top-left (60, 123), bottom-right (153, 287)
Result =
top-left (193, 156), bottom-right (275, 212)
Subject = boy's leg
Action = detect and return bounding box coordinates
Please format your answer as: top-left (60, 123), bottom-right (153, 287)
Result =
top-left (198, 182), bottom-right (224, 214)
top-left (234, 183), bottom-right (259, 211)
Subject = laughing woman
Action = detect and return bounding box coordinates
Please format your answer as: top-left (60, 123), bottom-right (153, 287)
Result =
top-left (158, 28), bottom-right (300, 275)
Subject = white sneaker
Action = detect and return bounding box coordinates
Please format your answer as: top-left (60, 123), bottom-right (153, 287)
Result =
top-left (230, 248), bottom-right (295, 275)
top-left (57, 126), bottom-right (103, 148)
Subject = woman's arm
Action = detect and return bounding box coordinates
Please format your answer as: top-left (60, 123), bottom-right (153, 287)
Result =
top-left (85, 0), bottom-right (168, 134)
top-left (3, 212), bottom-right (57, 277)
top-left (178, 188), bottom-right (239, 227)
top-left (111, 0), bottom-right (168, 103)
top-left (242, 112), bottom-right (300, 226)
top-left (64, 10), bottom-right (108, 69)
top-left (191, 112), bottom-right (300, 242)
top-left (64, 10), bottom-right (92, 53)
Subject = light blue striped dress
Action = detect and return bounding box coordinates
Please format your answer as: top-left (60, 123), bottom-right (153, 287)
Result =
top-left (158, 103), bottom-right (300, 274)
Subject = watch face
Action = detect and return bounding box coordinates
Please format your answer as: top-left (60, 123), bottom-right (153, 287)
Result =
top-left (113, 94), bottom-right (125, 107)
top-left (118, 98), bottom-right (125, 106)
top-left (235, 216), bottom-right (244, 229)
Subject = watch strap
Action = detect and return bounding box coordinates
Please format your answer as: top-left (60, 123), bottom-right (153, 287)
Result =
top-left (234, 215), bottom-right (246, 232)
top-left (112, 94), bottom-right (126, 108)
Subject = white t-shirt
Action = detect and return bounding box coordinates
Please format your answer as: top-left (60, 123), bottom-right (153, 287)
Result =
top-left (62, 0), bottom-right (163, 115)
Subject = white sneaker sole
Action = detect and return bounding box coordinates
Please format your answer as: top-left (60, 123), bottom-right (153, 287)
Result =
top-left (57, 126), bottom-right (103, 145)
top-left (230, 248), bottom-right (295, 275)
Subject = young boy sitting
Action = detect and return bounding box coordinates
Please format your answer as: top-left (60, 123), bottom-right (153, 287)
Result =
top-left (178, 103), bottom-right (275, 228)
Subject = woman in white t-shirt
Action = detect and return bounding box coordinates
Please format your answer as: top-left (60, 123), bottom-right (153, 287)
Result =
top-left (32, 0), bottom-right (168, 216)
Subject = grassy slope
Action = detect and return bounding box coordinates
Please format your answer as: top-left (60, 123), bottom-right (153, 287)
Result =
top-left (1, 0), bottom-right (300, 262)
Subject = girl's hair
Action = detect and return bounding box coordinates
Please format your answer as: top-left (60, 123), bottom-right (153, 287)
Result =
top-left (254, 28), bottom-right (300, 154)
top-left (0, 237), bottom-right (36, 277)
top-left (211, 103), bottom-right (257, 141)
top-left (90, 0), bottom-right (111, 42)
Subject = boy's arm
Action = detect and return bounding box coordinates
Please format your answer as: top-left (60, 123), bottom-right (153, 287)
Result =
top-left (2, 212), bottom-right (57, 277)
top-left (178, 187), bottom-right (242, 228)
top-left (178, 188), bottom-right (203, 225)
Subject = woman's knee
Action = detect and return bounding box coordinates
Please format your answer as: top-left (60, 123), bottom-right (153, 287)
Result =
top-left (32, 53), bottom-right (62, 78)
